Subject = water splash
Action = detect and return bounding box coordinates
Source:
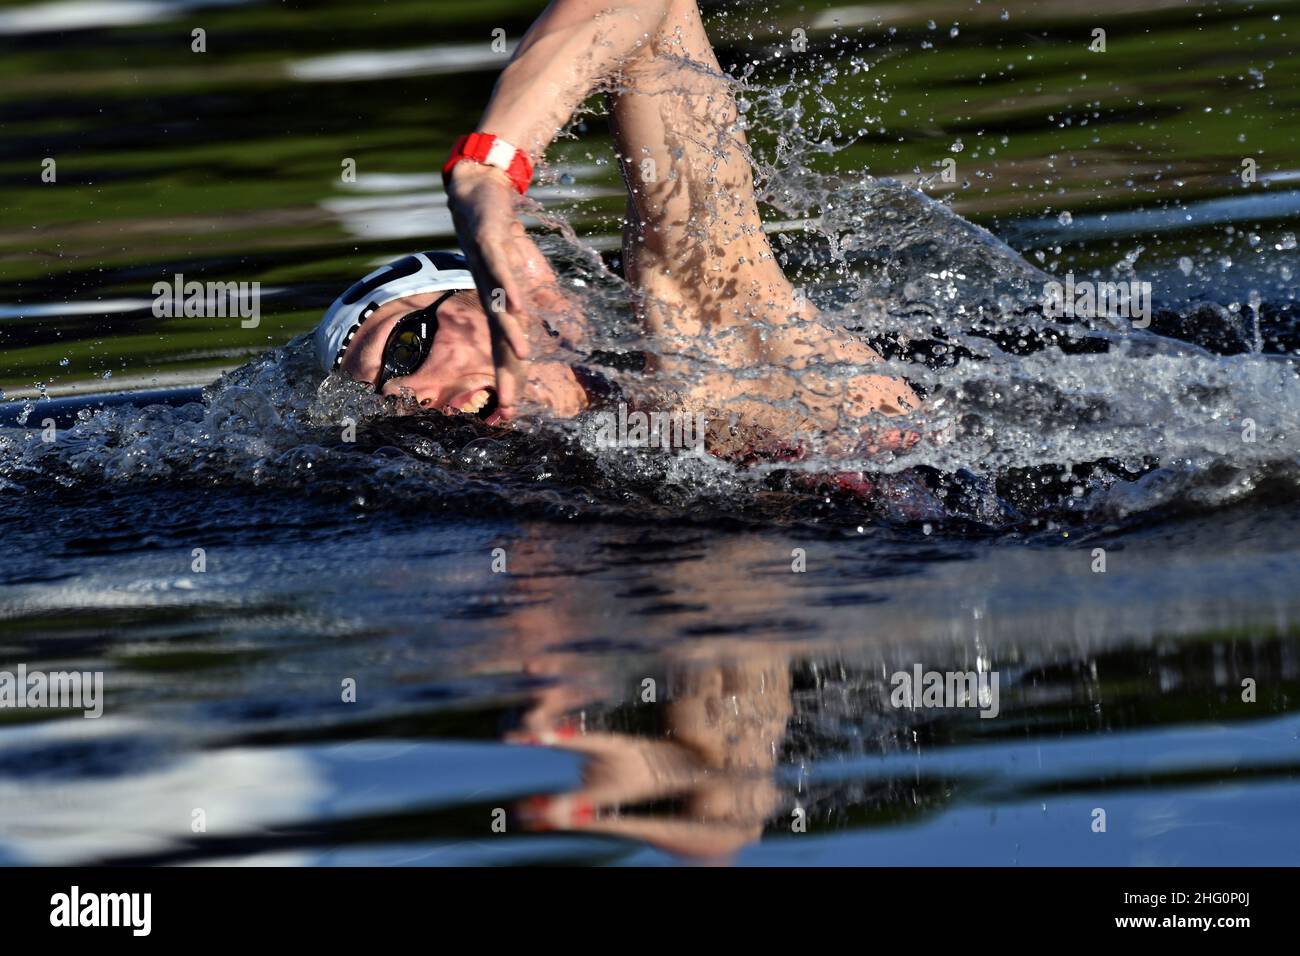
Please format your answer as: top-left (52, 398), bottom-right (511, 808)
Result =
top-left (3, 39), bottom-right (1299, 533)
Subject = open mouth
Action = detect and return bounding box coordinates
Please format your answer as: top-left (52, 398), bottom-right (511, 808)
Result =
top-left (449, 386), bottom-right (500, 422)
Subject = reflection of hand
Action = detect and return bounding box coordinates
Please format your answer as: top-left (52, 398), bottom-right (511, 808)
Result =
top-left (511, 729), bottom-right (782, 860)
top-left (509, 657), bottom-right (791, 861)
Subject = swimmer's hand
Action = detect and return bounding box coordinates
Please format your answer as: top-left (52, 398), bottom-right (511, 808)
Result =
top-left (446, 161), bottom-right (582, 416)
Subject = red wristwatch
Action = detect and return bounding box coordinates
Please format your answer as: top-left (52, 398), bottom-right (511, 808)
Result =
top-left (442, 133), bottom-right (534, 195)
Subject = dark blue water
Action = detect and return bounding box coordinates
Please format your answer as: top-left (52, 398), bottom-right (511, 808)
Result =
top-left (0, 475), bottom-right (1296, 864)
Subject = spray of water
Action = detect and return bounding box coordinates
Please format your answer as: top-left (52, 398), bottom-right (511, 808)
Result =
top-left (3, 32), bottom-right (1298, 532)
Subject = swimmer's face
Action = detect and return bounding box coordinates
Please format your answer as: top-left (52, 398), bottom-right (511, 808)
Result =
top-left (337, 291), bottom-right (585, 420)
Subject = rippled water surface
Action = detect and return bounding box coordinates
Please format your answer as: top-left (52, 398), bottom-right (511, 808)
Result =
top-left (1, 0), bottom-right (1298, 864)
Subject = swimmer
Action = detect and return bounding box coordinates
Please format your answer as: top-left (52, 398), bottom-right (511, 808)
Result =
top-left (313, 0), bottom-right (919, 454)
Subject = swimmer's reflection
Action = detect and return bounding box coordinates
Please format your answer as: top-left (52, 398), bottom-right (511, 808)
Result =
top-left (468, 531), bottom-right (801, 861)
top-left (506, 653), bottom-right (791, 861)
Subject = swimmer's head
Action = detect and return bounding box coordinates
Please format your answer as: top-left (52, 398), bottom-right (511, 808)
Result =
top-left (315, 251), bottom-right (475, 374)
top-left (314, 251), bottom-right (586, 420)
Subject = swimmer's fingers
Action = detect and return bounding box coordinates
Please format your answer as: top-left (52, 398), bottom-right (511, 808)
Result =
top-left (499, 225), bottom-right (587, 352)
top-left (485, 308), bottom-right (528, 413)
top-left (468, 233), bottom-right (534, 360)
top-left (465, 237), bottom-right (539, 413)
top-left (466, 264), bottom-right (527, 412)
top-left (445, 162), bottom-right (575, 408)
top-left (445, 161), bottom-right (535, 365)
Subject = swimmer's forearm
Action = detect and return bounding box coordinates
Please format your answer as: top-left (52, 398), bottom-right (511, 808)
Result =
top-left (476, 0), bottom-right (670, 162)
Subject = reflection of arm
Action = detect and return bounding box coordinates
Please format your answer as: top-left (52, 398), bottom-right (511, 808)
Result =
top-left (475, 0), bottom-right (672, 164)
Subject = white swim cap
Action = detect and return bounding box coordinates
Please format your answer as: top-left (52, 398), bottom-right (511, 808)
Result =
top-left (314, 251), bottom-right (476, 372)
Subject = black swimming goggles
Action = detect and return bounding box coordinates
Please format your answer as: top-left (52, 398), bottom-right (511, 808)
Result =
top-left (372, 289), bottom-right (458, 393)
